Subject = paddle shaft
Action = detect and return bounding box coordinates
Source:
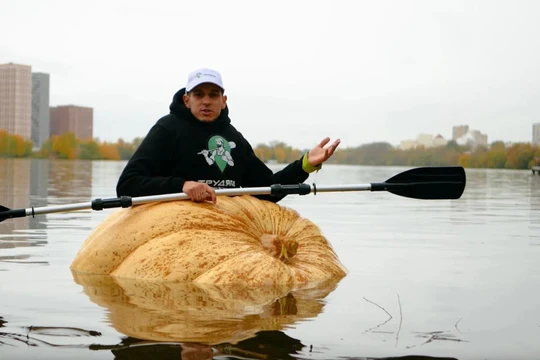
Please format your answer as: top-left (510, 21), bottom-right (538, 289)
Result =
top-left (0, 166), bottom-right (466, 222)
top-left (1, 184), bottom-right (371, 220)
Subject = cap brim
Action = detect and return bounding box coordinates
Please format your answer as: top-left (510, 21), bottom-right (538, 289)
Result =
top-left (186, 79), bottom-right (224, 92)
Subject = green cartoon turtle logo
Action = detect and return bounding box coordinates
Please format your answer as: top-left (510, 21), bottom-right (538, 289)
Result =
top-left (197, 136), bottom-right (236, 172)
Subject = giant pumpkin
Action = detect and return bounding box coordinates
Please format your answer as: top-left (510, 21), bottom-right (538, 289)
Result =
top-left (70, 195), bottom-right (347, 288)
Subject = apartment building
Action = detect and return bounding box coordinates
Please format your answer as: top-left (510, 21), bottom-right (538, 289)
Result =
top-left (533, 123), bottom-right (540, 146)
top-left (0, 63), bottom-right (32, 139)
top-left (452, 125), bottom-right (469, 141)
top-left (31, 72), bottom-right (50, 149)
top-left (50, 105), bottom-right (93, 140)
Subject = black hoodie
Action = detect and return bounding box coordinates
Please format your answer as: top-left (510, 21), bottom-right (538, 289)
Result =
top-left (116, 88), bottom-right (309, 202)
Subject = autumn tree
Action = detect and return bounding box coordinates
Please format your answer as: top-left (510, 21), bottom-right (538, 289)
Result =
top-left (0, 130), bottom-right (33, 157)
top-left (80, 140), bottom-right (102, 160)
top-left (505, 143), bottom-right (535, 169)
top-left (99, 141), bottom-right (120, 160)
top-left (485, 141), bottom-right (507, 168)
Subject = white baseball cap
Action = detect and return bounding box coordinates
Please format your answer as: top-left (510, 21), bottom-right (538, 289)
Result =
top-left (185, 68), bottom-right (225, 92)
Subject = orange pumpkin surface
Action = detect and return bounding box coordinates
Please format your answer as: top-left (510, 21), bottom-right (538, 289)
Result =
top-left (70, 195), bottom-right (347, 288)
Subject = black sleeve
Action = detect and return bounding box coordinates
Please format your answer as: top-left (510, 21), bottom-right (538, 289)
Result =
top-left (116, 125), bottom-right (186, 197)
top-left (241, 138), bottom-right (309, 203)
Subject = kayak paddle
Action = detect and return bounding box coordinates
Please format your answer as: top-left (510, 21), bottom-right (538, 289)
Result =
top-left (0, 166), bottom-right (466, 223)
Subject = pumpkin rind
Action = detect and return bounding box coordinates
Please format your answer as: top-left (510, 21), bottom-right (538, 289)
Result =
top-left (71, 195), bottom-right (347, 287)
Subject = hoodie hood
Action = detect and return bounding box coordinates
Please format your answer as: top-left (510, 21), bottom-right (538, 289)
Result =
top-left (169, 88), bottom-right (231, 129)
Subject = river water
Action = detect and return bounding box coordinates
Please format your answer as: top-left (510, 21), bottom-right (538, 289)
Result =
top-left (0, 158), bottom-right (539, 360)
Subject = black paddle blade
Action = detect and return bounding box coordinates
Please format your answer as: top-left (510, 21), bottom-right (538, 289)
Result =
top-left (0, 205), bottom-right (11, 223)
top-left (372, 166), bottom-right (466, 200)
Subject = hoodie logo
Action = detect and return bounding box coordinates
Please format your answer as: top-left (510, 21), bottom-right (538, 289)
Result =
top-left (197, 136), bottom-right (235, 172)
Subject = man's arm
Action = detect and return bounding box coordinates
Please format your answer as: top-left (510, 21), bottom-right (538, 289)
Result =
top-left (116, 125), bottom-right (187, 197)
top-left (241, 138), bottom-right (309, 203)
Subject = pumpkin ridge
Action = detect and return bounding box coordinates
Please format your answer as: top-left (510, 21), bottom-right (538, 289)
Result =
top-left (192, 247), bottom-right (271, 284)
top-left (194, 251), bottom-right (295, 287)
top-left (105, 227), bottom-right (187, 276)
top-left (112, 229), bottom-right (263, 281)
top-left (72, 195), bottom-right (347, 287)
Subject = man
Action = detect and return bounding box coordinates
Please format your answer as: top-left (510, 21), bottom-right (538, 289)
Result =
top-left (116, 68), bottom-right (340, 203)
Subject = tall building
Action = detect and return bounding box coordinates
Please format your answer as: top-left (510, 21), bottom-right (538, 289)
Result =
top-left (533, 123), bottom-right (540, 146)
top-left (456, 129), bottom-right (488, 148)
top-left (50, 105), bottom-right (93, 140)
top-left (452, 125), bottom-right (469, 140)
top-left (0, 63), bottom-right (32, 139)
top-left (398, 133), bottom-right (447, 150)
top-left (31, 72), bottom-right (50, 149)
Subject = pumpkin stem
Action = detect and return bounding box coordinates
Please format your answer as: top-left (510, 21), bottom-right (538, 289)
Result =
top-left (260, 234), bottom-right (298, 262)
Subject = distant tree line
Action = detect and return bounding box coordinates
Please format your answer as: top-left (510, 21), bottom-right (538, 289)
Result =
top-left (1, 130), bottom-right (539, 169)
top-left (254, 139), bottom-right (540, 170)
top-left (0, 130), bottom-right (142, 160)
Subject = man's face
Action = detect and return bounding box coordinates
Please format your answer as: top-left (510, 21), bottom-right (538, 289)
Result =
top-left (183, 83), bottom-right (227, 122)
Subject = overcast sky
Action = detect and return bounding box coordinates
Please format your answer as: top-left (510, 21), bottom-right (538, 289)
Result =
top-left (1, 0), bottom-right (539, 150)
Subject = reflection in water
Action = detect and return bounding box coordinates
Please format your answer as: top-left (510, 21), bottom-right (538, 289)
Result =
top-left (530, 172), bottom-right (540, 240)
top-left (0, 158), bottom-right (31, 234)
top-left (72, 272), bottom-right (340, 345)
top-left (450, 169), bottom-right (540, 229)
top-left (92, 331), bottom-right (304, 360)
top-left (0, 313), bottom-right (458, 360)
top-left (48, 159), bottom-right (93, 198)
top-left (0, 158), bottom-right (49, 236)
top-left (0, 315), bottom-right (102, 348)
top-left (0, 159), bottom-right (49, 267)
top-left (449, 169), bottom-right (488, 225)
top-left (0, 159), bottom-right (94, 265)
